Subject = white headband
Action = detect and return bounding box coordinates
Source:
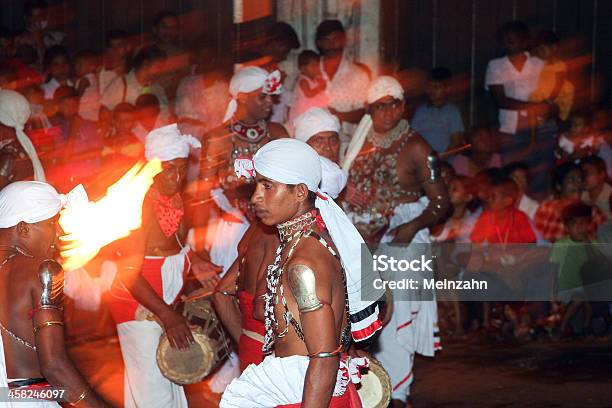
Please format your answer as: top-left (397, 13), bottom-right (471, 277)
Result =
top-left (366, 75), bottom-right (404, 104)
top-left (144, 123), bottom-right (202, 162)
top-left (223, 67), bottom-right (283, 123)
top-left (293, 107), bottom-right (340, 143)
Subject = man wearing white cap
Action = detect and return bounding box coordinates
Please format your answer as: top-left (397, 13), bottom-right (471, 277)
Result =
top-left (221, 139), bottom-right (384, 407)
top-left (199, 67), bottom-right (289, 274)
top-left (0, 89), bottom-right (46, 188)
top-left (0, 181), bottom-right (109, 407)
top-left (342, 76), bottom-right (449, 407)
top-left (108, 123), bottom-right (221, 408)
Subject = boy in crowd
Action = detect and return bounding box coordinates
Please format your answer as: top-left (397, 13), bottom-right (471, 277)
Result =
top-left (41, 46), bottom-right (73, 100)
top-left (580, 155), bottom-right (611, 219)
top-left (451, 128), bottom-right (501, 177)
top-left (74, 50), bottom-right (101, 122)
top-left (504, 161), bottom-right (539, 220)
top-left (411, 67), bottom-right (465, 153)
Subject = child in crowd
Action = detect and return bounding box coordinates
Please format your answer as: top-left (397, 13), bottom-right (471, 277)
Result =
top-left (133, 93), bottom-right (163, 143)
top-left (504, 161), bottom-right (539, 220)
top-left (102, 102), bottom-right (143, 164)
top-left (40, 45), bottom-right (73, 100)
top-left (288, 50), bottom-right (328, 122)
top-left (412, 67), bottom-right (465, 153)
top-left (432, 176), bottom-right (478, 243)
top-left (580, 155), bottom-right (611, 219)
top-left (451, 128), bottom-right (502, 177)
top-left (472, 168), bottom-right (503, 210)
top-left (550, 202), bottom-right (595, 336)
top-left (529, 30), bottom-right (574, 122)
top-left (535, 162), bottom-right (607, 242)
top-left (74, 49), bottom-right (101, 122)
top-left (440, 160), bottom-right (456, 188)
top-left (556, 110), bottom-right (605, 164)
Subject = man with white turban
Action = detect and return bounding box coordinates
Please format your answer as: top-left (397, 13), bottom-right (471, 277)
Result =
top-left (221, 139), bottom-right (384, 407)
top-left (0, 89), bottom-right (45, 186)
top-left (107, 123), bottom-right (221, 408)
top-left (0, 181), bottom-right (110, 407)
top-left (341, 76), bottom-right (449, 407)
top-left (199, 67), bottom-right (289, 274)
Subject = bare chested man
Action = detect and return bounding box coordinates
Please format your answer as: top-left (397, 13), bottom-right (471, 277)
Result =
top-left (0, 181), bottom-right (109, 407)
top-left (108, 124), bottom-right (221, 408)
top-left (221, 139), bottom-right (383, 407)
top-left (342, 76), bottom-right (450, 407)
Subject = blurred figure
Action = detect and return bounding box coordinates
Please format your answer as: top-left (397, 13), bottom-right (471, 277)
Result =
top-left (133, 93), bottom-right (169, 143)
top-left (556, 109), bottom-right (605, 164)
top-left (411, 67), bottom-right (465, 153)
top-left (504, 161), bottom-right (539, 220)
top-left (40, 46), bottom-right (72, 100)
top-left (451, 128), bottom-right (501, 177)
top-left (99, 30), bottom-right (131, 94)
top-left (580, 155), bottom-right (611, 218)
top-left (288, 50), bottom-right (328, 123)
top-left (74, 50), bottom-right (101, 122)
top-left (102, 102), bottom-right (143, 164)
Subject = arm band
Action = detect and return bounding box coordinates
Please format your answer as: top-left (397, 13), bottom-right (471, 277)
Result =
top-left (33, 320), bottom-right (64, 334)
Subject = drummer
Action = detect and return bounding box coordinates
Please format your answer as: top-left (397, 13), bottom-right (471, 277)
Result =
top-left (108, 123), bottom-right (222, 408)
top-left (221, 139), bottom-right (384, 407)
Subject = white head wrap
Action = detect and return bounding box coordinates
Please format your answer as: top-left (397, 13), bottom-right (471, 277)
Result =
top-left (0, 90), bottom-right (45, 181)
top-left (0, 181), bottom-right (87, 228)
top-left (144, 123), bottom-right (202, 162)
top-left (342, 76), bottom-right (406, 172)
top-left (293, 107), bottom-right (341, 143)
top-left (234, 139), bottom-right (383, 342)
top-left (366, 75), bottom-right (404, 104)
top-left (223, 67), bottom-right (283, 123)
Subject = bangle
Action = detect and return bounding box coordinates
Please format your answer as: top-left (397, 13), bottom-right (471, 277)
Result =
top-left (70, 389), bottom-right (88, 406)
top-left (33, 320), bottom-right (64, 334)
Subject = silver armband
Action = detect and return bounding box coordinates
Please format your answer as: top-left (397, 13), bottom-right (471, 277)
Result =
top-left (38, 259), bottom-right (63, 307)
top-left (426, 151), bottom-right (441, 183)
top-left (287, 264), bottom-right (324, 313)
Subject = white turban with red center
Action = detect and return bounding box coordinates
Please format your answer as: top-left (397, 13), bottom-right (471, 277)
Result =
top-left (223, 67), bottom-right (283, 123)
top-left (234, 138), bottom-right (383, 342)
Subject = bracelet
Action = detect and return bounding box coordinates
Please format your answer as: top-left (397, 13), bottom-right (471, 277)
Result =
top-left (308, 344), bottom-right (343, 359)
top-left (33, 320), bottom-right (64, 334)
top-left (70, 389), bottom-right (88, 406)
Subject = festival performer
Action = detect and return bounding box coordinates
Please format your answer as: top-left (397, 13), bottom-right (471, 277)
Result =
top-left (108, 123), bottom-right (221, 408)
top-left (0, 181), bottom-right (109, 407)
top-left (342, 76), bottom-right (450, 408)
top-left (213, 110), bottom-right (347, 372)
top-left (221, 139), bottom-right (383, 407)
top-left (199, 66), bottom-right (289, 273)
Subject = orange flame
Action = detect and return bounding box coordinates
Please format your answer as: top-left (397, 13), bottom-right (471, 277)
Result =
top-left (58, 160), bottom-right (162, 271)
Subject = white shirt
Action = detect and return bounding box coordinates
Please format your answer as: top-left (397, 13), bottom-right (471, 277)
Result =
top-left (518, 194), bottom-right (539, 220)
top-left (41, 78), bottom-right (74, 100)
top-left (100, 70), bottom-right (169, 113)
top-left (485, 53), bottom-right (544, 134)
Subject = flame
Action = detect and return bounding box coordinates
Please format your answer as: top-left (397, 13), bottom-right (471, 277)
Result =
top-left (58, 160), bottom-right (162, 271)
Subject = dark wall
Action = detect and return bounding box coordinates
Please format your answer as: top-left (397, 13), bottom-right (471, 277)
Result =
top-left (381, 0), bottom-right (612, 128)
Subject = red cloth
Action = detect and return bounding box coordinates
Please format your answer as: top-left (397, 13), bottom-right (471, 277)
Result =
top-left (108, 254), bottom-right (189, 324)
top-left (276, 382), bottom-right (363, 408)
top-left (146, 189), bottom-right (185, 237)
top-left (237, 290), bottom-right (266, 371)
top-left (534, 197), bottom-right (607, 242)
top-left (470, 208), bottom-right (537, 244)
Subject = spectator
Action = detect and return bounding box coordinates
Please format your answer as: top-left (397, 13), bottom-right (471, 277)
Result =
top-left (550, 202), bottom-right (595, 336)
top-left (504, 161), bottom-right (539, 220)
top-left (485, 20), bottom-right (555, 197)
top-left (288, 50), bottom-right (328, 123)
top-left (529, 30), bottom-right (574, 122)
top-left (133, 93), bottom-right (169, 143)
top-left (535, 162), bottom-right (607, 242)
top-left (100, 46), bottom-right (169, 116)
top-left (40, 45), bottom-right (73, 100)
top-left (150, 11), bottom-right (188, 101)
top-left (440, 160), bottom-right (456, 188)
top-left (556, 110), bottom-right (605, 164)
top-left (451, 128), bottom-right (501, 177)
top-left (472, 168), bottom-right (503, 210)
top-left (432, 175), bottom-right (478, 244)
top-left (102, 102), bottom-right (142, 162)
top-left (74, 50), bottom-right (101, 122)
top-left (99, 29), bottom-right (131, 94)
top-left (411, 67), bottom-right (465, 153)
top-left (580, 155), bottom-right (611, 218)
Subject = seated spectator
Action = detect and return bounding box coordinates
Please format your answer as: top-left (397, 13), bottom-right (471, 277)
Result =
top-left (411, 67), bottom-right (465, 153)
top-left (40, 45), bottom-right (73, 100)
top-left (581, 155), bottom-right (611, 219)
top-left (504, 161), bottom-right (539, 220)
top-left (288, 50), bottom-right (328, 123)
top-left (529, 30), bottom-right (574, 122)
top-left (440, 160), bottom-right (456, 187)
top-left (74, 49), bottom-right (101, 122)
top-left (99, 29), bottom-right (131, 94)
top-left (451, 128), bottom-right (501, 177)
top-left (550, 202), bottom-right (595, 336)
top-left (102, 102), bottom-right (143, 163)
top-left (535, 162), bottom-right (607, 242)
top-left (133, 93), bottom-right (167, 143)
top-left (556, 109), bottom-right (605, 164)
top-left (472, 168), bottom-right (503, 210)
top-left (432, 175), bottom-right (478, 243)
top-left (100, 46), bottom-right (169, 116)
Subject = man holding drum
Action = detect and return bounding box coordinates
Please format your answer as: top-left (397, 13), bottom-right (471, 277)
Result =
top-left (221, 139), bottom-right (383, 407)
top-left (108, 123), bottom-right (221, 408)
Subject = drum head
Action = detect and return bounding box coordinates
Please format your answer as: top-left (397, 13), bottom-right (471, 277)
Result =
top-left (358, 360), bottom-right (392, 408)
top-left (156, 331), bottom-right (217, 384)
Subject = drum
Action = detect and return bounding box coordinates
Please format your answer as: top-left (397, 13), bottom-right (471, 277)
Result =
top-left (156, 288), bottom-right (232, 384)
top-left (357, 359), bottom-right (392, 408)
